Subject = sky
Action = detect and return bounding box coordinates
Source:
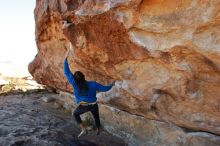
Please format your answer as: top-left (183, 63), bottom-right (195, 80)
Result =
top-left (0, 0), bottom-right (37, 65)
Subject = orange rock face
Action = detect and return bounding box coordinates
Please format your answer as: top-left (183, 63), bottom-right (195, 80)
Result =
top-left (29, 0), bottom-right (220, 136)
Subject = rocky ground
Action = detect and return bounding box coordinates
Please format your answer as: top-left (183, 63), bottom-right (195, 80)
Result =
top-left (0, 76), bottom-right (126, 146)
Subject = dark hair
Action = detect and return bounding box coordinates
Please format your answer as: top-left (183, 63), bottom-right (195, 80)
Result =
top-left (74, 71), bottom-right (88, 95)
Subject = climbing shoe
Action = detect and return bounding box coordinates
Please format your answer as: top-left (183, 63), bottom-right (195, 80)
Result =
top-left (77, 129), bottom-right (88, 138)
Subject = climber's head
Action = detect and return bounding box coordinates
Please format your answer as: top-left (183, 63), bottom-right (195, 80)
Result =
top-left (74, 71), bottom-right (85, 83)
top-left (74, 71), bottom-right (88, 94)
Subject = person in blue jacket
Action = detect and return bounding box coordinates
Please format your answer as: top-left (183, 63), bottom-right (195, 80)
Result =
top-left (63, 50), bottom-right (114, 138)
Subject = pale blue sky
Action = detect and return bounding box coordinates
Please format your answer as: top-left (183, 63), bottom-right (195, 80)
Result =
top-left (0, 0), bottom-right (37, 65)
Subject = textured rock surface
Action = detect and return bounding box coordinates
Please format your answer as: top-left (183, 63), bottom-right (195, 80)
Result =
top-left (0, 92), bottom-right (125, 146)
top-left (59, 91), bottom-right (220, 146)
top-left (29, 0), bottom-right (220, 142)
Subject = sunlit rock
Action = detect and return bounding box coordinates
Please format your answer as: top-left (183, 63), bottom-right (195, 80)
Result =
top-left (30, 0), bottom-right (220, 145)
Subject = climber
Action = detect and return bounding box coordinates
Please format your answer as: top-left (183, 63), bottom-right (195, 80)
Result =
top-left (63, 49), bottom-right (115, 138)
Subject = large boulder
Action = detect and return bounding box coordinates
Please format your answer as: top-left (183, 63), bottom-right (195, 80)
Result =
top-left (29, 0), bottom-right (220, 141)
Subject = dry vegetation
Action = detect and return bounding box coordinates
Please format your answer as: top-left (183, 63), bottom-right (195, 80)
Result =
top-left (0, 74), bottom-right (44, 95)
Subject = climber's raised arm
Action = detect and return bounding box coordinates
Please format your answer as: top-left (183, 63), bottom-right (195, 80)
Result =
top-left (63, 50), bottom-right (76, 86)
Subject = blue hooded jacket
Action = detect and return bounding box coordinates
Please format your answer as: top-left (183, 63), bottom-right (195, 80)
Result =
top-left (63, 59), bottom-right (113, 104)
